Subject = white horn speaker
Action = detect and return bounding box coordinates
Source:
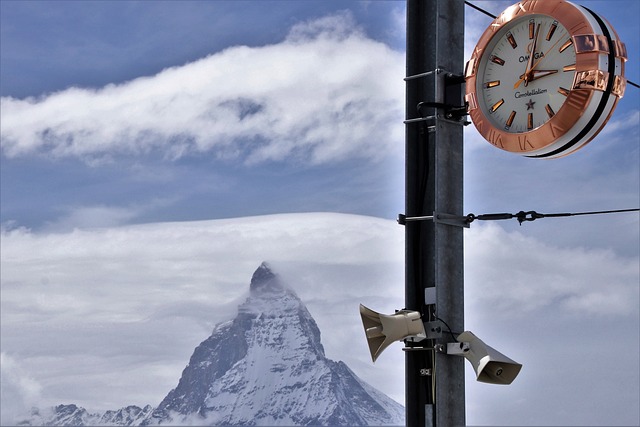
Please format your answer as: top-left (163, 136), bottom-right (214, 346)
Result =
top-left (457, 331), bottom-right (522, 385)
top-left (359, 304), bottom-right (426, 362)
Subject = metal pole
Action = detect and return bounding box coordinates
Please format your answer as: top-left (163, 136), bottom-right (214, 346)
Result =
top-left (404, 1), bottom-right (465, 426)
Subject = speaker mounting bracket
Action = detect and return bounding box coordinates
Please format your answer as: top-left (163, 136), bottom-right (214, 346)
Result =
top-left (402, 345), bottom-right (434, 353)
top-left (422, 320), bottom-right (445, 339)
top-left (440, 341), bottom-right (470, 355)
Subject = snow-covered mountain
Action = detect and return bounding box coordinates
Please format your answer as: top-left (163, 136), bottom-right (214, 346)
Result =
top-left (18, 262), bottom-right (404, 426)
top-left (18, 404), bottom-right (154, 426)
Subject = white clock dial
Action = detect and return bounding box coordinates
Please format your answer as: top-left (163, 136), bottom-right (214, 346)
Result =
top-left (466, 0), bottom-right (627, 158)
top-left (477, 14), bottom-right (577, 134)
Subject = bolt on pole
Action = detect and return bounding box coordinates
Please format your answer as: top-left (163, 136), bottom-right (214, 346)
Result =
top-left (404, 1), bottom-right (465, 426)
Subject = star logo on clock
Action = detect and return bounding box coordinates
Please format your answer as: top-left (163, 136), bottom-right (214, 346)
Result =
top-left (526, 99), bottom-right (536, 110)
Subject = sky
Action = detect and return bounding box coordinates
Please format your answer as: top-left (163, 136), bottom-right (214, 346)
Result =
top-left (0, 1), bottom-right (638, 426)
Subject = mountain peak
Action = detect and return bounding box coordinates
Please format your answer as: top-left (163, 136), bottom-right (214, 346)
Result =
top-left (152, 263), bottom-right (404, 425)
top-left (18, 263), bottom-right (404, 426)
top-left (249, 261), bottom-right (281, 293)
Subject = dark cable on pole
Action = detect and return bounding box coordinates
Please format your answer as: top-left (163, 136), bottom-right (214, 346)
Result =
top-left (464, 0), bottom-right (496, 19)
top-left (400, 208), bottom-right (639, 227)
top-left (467, 208), bottom-right (640, 225)
top-left (628, 79), bottom-right (640, 89)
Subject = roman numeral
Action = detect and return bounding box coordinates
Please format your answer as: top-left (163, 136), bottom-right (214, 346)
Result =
top-left (564, 89), bottom-right (590, 112)
top-left (488, 128), bottom-right (504, 148)
top-left (549, 121), bottom-right (566, 138)
top-left (569, 20), bottom-right (590, 34)
top-left (518, 134), bottom-right (535, 151)
top-left (517, 0), bottom-right (544, 14)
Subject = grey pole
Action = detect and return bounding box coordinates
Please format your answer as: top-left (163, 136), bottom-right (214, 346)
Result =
top-left (404, 1), bottom-right (465, 426)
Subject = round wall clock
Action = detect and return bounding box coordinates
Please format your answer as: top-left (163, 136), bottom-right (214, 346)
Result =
top-left (465, 0), bottom-right (627, 158)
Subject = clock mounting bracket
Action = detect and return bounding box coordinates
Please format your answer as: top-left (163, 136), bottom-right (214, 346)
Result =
top-left (404, 68), bottom-right (470, 124)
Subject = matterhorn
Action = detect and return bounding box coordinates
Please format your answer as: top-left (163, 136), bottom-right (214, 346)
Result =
top-left (19, 262), bottom-right (404, 426)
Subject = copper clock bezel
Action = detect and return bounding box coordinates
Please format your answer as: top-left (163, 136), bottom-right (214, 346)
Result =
top-left (465, 0), bottom-right (626, 157)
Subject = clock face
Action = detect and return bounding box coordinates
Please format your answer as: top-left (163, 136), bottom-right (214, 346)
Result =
top-left (465, 0), bottom-right (627, 159)
top-left (477, 14), bottom-right (576, 134)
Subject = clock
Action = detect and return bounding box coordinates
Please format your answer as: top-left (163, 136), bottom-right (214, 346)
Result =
top-left (465, 0), bottom-right (627, 158)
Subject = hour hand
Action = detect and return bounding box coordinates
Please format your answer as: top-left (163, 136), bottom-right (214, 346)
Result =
top-left (516, 70), bottom-right (558, 87)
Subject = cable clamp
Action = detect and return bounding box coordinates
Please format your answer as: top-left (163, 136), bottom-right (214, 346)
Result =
top-left (398, 212), bottom-right (470, 228)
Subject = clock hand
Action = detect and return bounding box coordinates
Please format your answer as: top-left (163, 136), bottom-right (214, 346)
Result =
top-left (514, 75), bottom-right (527, 89)
top-left (529, 69), bottom-right (559, 81)
top-left (514, 70), bottom-right (559, 89)
top-left (523, 23), bottom-right (541, 87)
top-left (514, 34), bottom-right (565, 89)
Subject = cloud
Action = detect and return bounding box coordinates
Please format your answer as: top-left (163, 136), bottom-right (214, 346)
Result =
top-left (0, 213), bottom-right (406, 411)
top-left (465, 223), bottom-right (639, 319)
top-left (39, 198), bottom-right (182, 233)
top-left (42, 205), bottom-right (141, 232)
top-left (0, 12), bottom-right (404, 166)
top-left (0, 353), bottom-right (43, 426)
top-left (1, 213), bottom-right (637, 425)
top-left (595, 109), bottom-right (640, 144)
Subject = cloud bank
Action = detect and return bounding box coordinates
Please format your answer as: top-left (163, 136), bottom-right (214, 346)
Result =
top-left (0, 12), bottom-right (404, 165)
top-left (465, 223), bottom-right (639, 318)
top-left (1, 213), bottom-right (638, 425)
top-left (0, 214), bottom-right (406, 414)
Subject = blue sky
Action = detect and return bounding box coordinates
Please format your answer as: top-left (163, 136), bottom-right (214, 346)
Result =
top-left (0, 1), bottom-right (638, 236)
top-left (1, 1), bottom-right (639, 426)
top-left (1, 1), bottom-right (407, 231)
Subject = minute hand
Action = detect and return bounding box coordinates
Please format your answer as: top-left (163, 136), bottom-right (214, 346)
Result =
top-left (524, 23), bottom-right (541, 87)
top-left (529, 69), bottom-right (559, 81)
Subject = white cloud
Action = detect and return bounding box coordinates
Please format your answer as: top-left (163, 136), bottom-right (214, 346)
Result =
top-left (0, 12), bottom-right (404, 166)
top-left (465, 223), bottom-right (639, 318)
top-left (594, 109), bottom-right (640, 145)
top-left (388, 4), bottom-right (406, 45)
top-left (1, 213), bottom-right (637, 425)
top-left (42, 205), bottom-right (141, 232)
top-left (0, 353), bottom-right (43, 426)
top-left (0, 213), bottom-right (406, 413)
top-left (39, 198), bottom-right (183, 233)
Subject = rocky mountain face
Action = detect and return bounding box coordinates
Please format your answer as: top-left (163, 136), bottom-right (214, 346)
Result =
top-left (18, 263), bottom-right (404, 426)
